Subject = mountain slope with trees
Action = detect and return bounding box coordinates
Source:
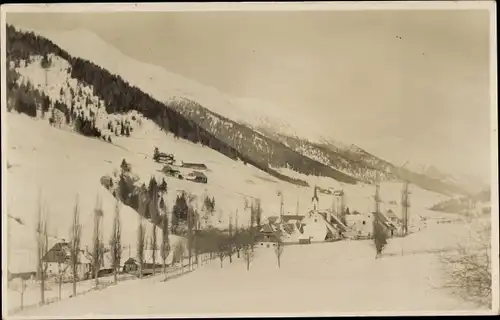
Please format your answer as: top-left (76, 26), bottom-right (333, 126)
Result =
top-left (5, 24), bottom-right (313, 187)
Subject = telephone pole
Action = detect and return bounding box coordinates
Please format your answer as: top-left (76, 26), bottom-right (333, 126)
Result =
top-left (401, 180), bottom-right (410, 236)
top-left (374, 173), bottom-right (381, 214)
top-left (277, 191), bottom-right (284, 219)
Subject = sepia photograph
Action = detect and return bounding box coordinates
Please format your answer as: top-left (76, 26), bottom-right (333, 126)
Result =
top-left (1, 2), bottom-right (498, 318)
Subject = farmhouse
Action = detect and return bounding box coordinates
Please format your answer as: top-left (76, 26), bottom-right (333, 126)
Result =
top-left (256, 223), bottom-right (281, 248)
top-left (120, 245), bottom-right (186, 275)
top-left (153, 147), bottom-right (174, 164)
top-left (44, 241), bottom-right (92, 281)
top-left (186, 171), bottom-right (208, 184)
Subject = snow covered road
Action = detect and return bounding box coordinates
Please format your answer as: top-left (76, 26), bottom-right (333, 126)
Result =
top-left (12, 221), bottom-right (489, 318)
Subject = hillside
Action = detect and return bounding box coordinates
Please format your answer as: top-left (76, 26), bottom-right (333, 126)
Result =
top-left (7, 25), bottom-right (477, 199)
top-left (168, 97), bottom-right (358, 184)
top-left (5, 112), bottom-right (187, 275)
top-left (5, 25), bottom-right (312, 188)
top-left (5, 25), bottom-right (465, 230)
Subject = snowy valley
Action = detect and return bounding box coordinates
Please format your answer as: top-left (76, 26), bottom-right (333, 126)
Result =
top-left (3, 22), bottom-right (494, 317)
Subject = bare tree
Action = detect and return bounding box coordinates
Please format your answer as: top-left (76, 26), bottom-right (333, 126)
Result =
top-left (242, 244), bottom-right (254, 271)
top-left (57, 257), bottom-right (64, 301)
top-left (186, 193), bottom-right (197, 271)
top-left (11, 277), bottom-right (27, 311)
top-left (228, 215), bottom-right (234, 263)
top-left (36, 194), bottom-right (49, 305)
top-left (160, 213), bottom-right (170, 278)
top-left (241, 227), bottom-right (255, 271)
top-left (250, 198), bottom-right (263, 230)
top-left (92, 196), bottom-right (104, 287)
top-left (151, 223), bottom-right (158, 276)
top-left (69, 195), bottom-right (82, 297)
top-left (235, 210), bottom-right (241, 258)
top-left (109, 199), bottom-right (122, 284)
top-left (217, 240), bottom-right (226, 268)
top-left (173, 243), bottom-right (185, 274)
top-left (275, 239), bottom-right (284, 268)
top-left (439, 223), bottom-right (492, 308)
top-left (137, 217), bottom-right (146, 278)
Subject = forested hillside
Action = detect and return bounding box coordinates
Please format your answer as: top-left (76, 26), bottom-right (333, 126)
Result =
top-left (5, 24), bottom-right (312, 187)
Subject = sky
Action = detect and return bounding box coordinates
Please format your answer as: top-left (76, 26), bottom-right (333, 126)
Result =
top-left (6, 9), bottom-right (493, 183)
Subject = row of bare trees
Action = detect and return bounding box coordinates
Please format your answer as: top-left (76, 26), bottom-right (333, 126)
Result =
top-left (29, 190), bottom-right (271, 309)
top-left (32, 193), bottom-right (124, 308)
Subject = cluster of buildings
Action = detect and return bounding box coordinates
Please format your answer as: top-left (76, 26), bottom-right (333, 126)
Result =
top-left (255, 185), bottom-right (418, 247)
top-left (9, 241), bottom-right (183, 283)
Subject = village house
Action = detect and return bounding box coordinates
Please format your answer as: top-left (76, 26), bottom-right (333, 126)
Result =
top-left (344, 211), bottom-right (374, 239)
top-left (258, 214), bottom-right (305, 245)
top-left (121, 244), bottom-right (186, 275)
top-left (122, 253), bottom-right (164, 276)
top-left (8, 250), bottom-right (39, 281)
top-left (256, 223), bottom-right (281, 248)
top-left (186, 171), bottom-right (208, 184)
top-left (44, 241), bottom-right (92, 281)
top-left (153, 147), bottom-right (175, 164)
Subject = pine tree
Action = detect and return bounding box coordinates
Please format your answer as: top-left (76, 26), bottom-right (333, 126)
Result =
top-left (120, 159), bottom-right (130, 173)
top-left (173, 193), bottom-right (189, 222)
top-left (148, 176), bottom-right (158, 198)
top-left (373, 216), bottom-right (388, 258)
top-left (159, 178), bottom-right (168, 194)
top-left (118, 174), bottom-right (130, 204)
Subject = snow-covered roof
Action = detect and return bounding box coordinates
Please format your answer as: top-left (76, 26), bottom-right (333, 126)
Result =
top-left (332, 189), bottom-right (345, 196)
top-left (259, 224), bottom-right (277, 234)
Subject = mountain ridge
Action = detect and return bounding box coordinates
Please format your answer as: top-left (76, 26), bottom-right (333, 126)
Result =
top-left (6, 25), bottom-right (474, 197)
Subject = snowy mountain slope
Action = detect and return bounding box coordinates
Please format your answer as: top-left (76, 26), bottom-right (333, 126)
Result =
top-left (168, 97), bottom-right (359, 185)
top-left (17, 27), bottom-right (327, 145)
top-left (10, 26), bottom-right (473, 198)
top-left (4, 50), bottom-right (345, 254)
top-left (4, 112), bottom-right (186, 275)
top-left (5, 25), bottom-right (459, 234)
top-left (6, 25), bottom-right (323, 188)
top-left (255, 126), bottom-right (396, 183)
top-left (4, 26), bottom-right (339, 231)
top-left (405, 161), bottom-right (489, 195)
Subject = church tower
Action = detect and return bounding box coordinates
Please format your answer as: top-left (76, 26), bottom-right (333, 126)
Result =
top-left (311, 186), bottom-right (319, 211)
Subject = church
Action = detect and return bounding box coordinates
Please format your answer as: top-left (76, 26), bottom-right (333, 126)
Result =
top-left (298, 186), bottom-right (348, 243)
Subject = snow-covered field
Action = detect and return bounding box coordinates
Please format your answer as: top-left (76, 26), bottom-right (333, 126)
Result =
top-left (6, 25), bottom-right (494, 318)
top-left (4, 107), bottom-right (459, 275)
top-left (4, 112), bottom-right (188, 275)
top-left (5, 259), bottom-right (195, 315)
top-left (11, 219), bottom-right (492, 318)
